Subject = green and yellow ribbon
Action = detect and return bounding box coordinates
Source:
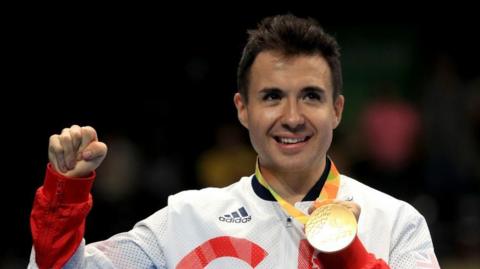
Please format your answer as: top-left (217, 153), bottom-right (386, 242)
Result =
top-left (255, 158), bottom-right (340, 225)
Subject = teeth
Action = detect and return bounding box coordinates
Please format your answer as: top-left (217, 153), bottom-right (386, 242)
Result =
top-left (279, 137), bottom-right (306, 144)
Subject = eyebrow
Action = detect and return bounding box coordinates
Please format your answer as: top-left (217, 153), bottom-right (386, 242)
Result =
top-left (258, 87), bottom-right (283, 95)
top-left (257, 86), bottom-right (327, 95)
top-left (300, 86), bottom-right (326, 96)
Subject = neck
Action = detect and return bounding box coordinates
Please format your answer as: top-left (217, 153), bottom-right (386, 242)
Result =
top-left (259, 159), bottom-right (326, 204)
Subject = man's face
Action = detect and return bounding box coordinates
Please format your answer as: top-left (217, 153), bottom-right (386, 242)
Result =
top-left (234, 51), bottom-right (344, 173)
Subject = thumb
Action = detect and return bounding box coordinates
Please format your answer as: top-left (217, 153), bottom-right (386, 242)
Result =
top-left (81, 141), bottom-right (108, 161)
top-left (64, 141), bottom-right (108, 178)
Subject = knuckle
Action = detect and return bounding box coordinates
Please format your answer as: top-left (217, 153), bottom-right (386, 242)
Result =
top-left (71, 129), bottom-right (82, 140)
top-left (49, 136), bottom-right (62, 152)
top-left (49, 134), bottom-right (58, 143)
top-left (59, 134), bottom-right (71, 144)
top-left (52, 144), bottom-right (64, 154)
top-left (83, 126), bottom-right (97, 136)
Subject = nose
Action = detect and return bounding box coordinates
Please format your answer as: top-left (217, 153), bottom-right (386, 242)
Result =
top-left (281, 99), bottom-right (305, 132)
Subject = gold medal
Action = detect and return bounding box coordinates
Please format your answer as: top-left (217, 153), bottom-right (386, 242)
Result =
top-left (305, 204), bottom-right (357, 253)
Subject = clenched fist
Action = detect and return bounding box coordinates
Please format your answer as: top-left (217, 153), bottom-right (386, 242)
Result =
top-left (48, 125), bottom-right (108, 178)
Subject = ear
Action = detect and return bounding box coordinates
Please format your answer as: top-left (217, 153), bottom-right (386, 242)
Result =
top-left (234, 92), bottom-right (249, 129)
top-left (333, 95), bottom-right (344, 129)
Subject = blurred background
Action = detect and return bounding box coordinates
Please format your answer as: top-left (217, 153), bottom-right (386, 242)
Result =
top-left (3, 6), bottom-right (479, 268)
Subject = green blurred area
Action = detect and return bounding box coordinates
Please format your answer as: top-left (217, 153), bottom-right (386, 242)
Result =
top-left (335, 25), bottom-right (418, 127)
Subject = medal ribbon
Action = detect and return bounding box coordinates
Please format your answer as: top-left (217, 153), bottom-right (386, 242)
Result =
top-left (255, 158), bottom-right (340, 225)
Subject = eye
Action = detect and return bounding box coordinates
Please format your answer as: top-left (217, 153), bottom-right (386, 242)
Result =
top-left (263, 92), bottom-right (282, 101)
top-left (304, 91), bottom-right (321, 101)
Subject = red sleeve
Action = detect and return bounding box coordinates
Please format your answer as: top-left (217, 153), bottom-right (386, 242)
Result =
top-left (317, 235), bottom-right (390, 269)
top-left (30, 164), bottom-right (96, 269)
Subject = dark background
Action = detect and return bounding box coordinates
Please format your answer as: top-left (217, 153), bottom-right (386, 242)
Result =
top-left (3, 6), bottom-right (479, 268)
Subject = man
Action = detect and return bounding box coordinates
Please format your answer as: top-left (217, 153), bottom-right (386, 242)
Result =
top-left (29, 14), bottom-right (438, 268)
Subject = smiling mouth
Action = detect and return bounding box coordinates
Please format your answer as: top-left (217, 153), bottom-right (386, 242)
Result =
top-left (274, 136), bottom-right (311, 144)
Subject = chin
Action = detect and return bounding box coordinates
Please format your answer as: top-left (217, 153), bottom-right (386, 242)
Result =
top-left (274, 157), bottom-right (313, 172)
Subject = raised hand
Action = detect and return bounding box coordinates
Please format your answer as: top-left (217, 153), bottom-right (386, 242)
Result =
top-left (48, 125), bottom-right (108, 178)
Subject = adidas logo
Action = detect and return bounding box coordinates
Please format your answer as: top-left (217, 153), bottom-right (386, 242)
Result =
top-left (219, 207), bottom-right (252, 223)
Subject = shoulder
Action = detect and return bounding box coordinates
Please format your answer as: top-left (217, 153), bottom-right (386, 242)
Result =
top-left (138, 176), bottom-right (253, 226)
top-left (167, 176), bottom-right (253, 211)
top-left (340, 175), bottom-right (424, 221)
top-left (340, 176), bottom-right (435, 262)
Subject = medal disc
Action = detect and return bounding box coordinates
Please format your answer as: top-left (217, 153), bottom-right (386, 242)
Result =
top-left (305, 204), bottom-right (357, 253)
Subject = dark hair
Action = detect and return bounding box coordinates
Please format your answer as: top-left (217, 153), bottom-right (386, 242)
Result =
top-left (237, 14), bottom-right (342, 102)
